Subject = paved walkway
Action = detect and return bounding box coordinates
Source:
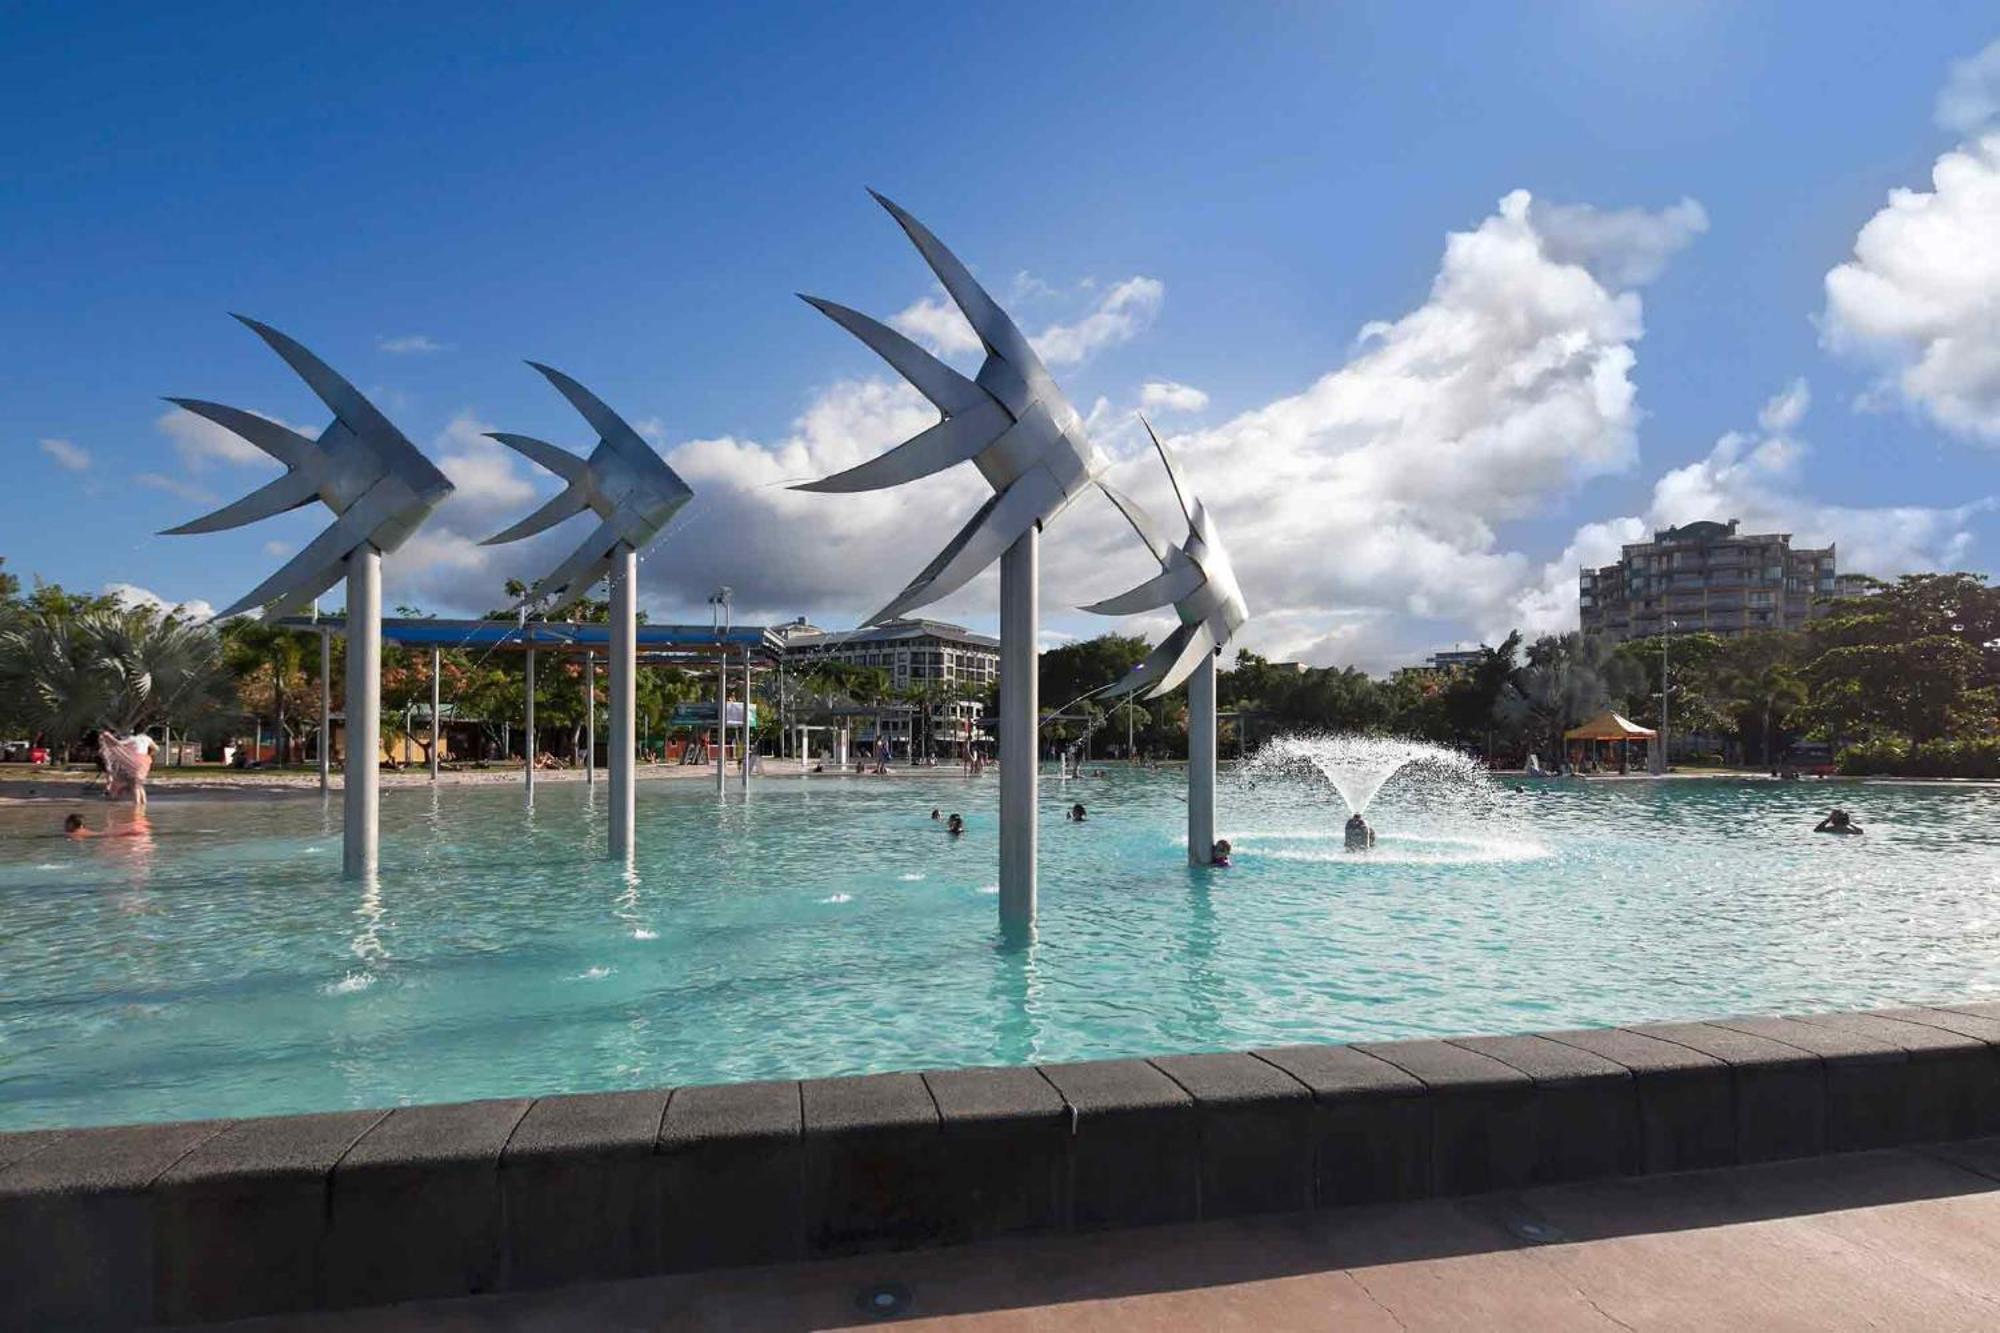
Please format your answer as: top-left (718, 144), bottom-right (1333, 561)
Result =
top-left (216, 1140), bottom-right (2000, 1331)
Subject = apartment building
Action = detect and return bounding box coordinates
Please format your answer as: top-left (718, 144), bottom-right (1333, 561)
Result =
top-left (1579, 519), bottom-right (1839, 642)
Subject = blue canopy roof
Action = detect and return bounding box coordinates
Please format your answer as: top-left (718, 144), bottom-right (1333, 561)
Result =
top-left (276, 617), bottom-right (785, 662)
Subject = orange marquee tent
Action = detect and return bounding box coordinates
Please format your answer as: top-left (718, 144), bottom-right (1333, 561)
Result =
top-left (1563, 711), bottom-right (1657, 742)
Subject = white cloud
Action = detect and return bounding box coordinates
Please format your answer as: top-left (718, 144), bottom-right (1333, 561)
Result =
top-left (378, 334), bottom-right (451, 354)
top-left (1527, 380), bottom-right (1988, 635)
top-left (1527, 196), bottom-right (1708, 288)
top-left (1937, 39), bottom-right (2000, 134)
top-left (105, 582), bottom-right (216, 622)
top-left (888, 294), bottom-right (984, 358)
top-left (1091, 189), bottom-right (1692, 666)
top-left (1138, 380), bottom-right (1210, 414)
top-left (136, 472), bottom-right (217, 505)
top-left (1822, 129), bottom-right (2000, 440)
top-left (889, 275), bottom-right (1165, 368)
top-left (262, 539), bottom-right (294, 557)
top-left (40, 437), bottom-right (91, 471)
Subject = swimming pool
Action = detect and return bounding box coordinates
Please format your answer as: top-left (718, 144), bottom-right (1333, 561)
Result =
top-left (3, 768), bottom-right (1998, 1130)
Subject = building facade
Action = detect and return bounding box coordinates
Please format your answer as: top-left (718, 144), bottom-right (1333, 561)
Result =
top-left (779, 616), bottom-right (996, 756)
top-left (1579, 519), bottom-right (1839, 643)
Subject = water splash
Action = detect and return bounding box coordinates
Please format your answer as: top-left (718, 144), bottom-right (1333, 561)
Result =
top-left (1247, 734), bottom-right (1490, 816)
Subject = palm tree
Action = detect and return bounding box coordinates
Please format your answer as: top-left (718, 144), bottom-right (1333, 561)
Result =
top-left (0, 606), bottom-right (229, 760)
top-left (1722, 659), bottom-right (1807, 767)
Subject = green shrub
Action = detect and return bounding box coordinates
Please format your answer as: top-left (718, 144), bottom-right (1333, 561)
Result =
top-left (1839, 735), bottom-right (2000, 777)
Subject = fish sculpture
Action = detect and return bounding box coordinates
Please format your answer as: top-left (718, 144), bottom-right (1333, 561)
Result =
top-left (162, 316), bottom-right (453, 618)
top-left (794, 191), bottom-right (1109, 624)
top-left (480, 363), bottom-right (694, 612)
top-left (1085, 418), bottom-right (1248, 698)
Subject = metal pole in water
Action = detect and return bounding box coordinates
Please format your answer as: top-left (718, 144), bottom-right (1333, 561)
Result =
top-left (609, 545), bottom-right (637, 859)
top-left (343, 547), bottom-right (381, 879)
top-left (585, 649), bottom-right (596, 785)
top-left (525, 643), bottom-right (536, 801)
top-left (1187, 650), bottom-right (1217, 865)
top-left (715, 653), bottom-right (727, 794)
top-left (998, 528), bottom-right (1038, 937)
top-left (429, 647), bottom-right (441, 782)
top-left (319, 626), bottom-right (332, 792)
top-left (740, 648), bottom-right (751, 789)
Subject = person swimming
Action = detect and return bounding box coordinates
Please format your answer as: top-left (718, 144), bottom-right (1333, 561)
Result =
top-left (1345, 813), bottom-right (1376, 851)
top-left (1814, 809), bottom-right (1863, 835)
top-left (1068, 803), bottom-right (1086, 822)
top-left (946, 813), bottom-right (965, 836)
top-left (930, 808), bottom-right (940, 820)
top-left (63, 813), bottom-right (93, 838)
top-left (1211, 838), bottom-right (1232, 867)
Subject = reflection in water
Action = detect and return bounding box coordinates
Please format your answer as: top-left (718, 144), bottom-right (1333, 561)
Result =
top-left (351, 869), bottom-right (387, 966)
top-left (986, 933), bottom-right (1045, 1067)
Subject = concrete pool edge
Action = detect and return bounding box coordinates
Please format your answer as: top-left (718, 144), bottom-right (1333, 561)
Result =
top-left (2, 1001), bottom-right (1997, 1327)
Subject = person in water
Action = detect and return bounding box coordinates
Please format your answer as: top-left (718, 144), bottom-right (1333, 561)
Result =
top-left (1815, 809), bottom-right (1863, 835)
top-left (1068, 803), bottom-right (1086, 822)
top-left (1345, 813), bottom-right (1376, 851)
top-left (946, 813), bottom-right (965, 836)
top-left (930, 808), bottom-right (940, 820)
top-left (1211, 838), bottom-right (1232, 866)
top-left (64, 813), bottom-right (94, 838)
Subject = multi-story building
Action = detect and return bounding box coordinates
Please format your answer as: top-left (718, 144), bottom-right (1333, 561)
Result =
top-left (1579, 519), bottom-right (1839, 642)
top-left (779, 616), bottom-right (996, 756)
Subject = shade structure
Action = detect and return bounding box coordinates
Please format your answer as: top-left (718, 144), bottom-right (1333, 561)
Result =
top-left (1564, 710), bottom-right (1658, 742)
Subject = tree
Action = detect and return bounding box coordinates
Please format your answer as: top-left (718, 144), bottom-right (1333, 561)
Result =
top-left (221, 619), bottom-right (315, 764)
top-left (1500, 633), bottom-right (1642, 762)
top-left (0, 603), bottom-right (229, 758)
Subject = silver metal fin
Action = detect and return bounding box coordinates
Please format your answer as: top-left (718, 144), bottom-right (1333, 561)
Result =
top-left (1140, 416), bottom-right (1197, 527)
top-left (1080, 561), bottom-right (1203, 618)
top-left (531, 515), bottom-right (623, 605)
top-left (1097, 629), bottom-right (1188, 702)
top-left (867, 192), bottom-right (1054, 392)
top-left (162, 398), bottom-right (318, 470)
top-left (261, 559), bottom-right (347, 622)
top-left (1094, 477), bottom-right (1173, 563)
top-left (1145, 623), bottom-right (1218, 699)
top-left (231, 315), bottom-right (403, 447)
top-left (161, 467), bottom-right (319, 535)
top-left (791, 402), bottom-right (1008, 494)
top-left (867, 467), bottom-right (1064, 623)
top-left (798, 295), bottom-right (988, 415)
top-left (486, 431), bottom-right (590, 485)
top-left (216, 485), bottom-right (396, 618)
top-left (480, 485), bottom-right (589, 546)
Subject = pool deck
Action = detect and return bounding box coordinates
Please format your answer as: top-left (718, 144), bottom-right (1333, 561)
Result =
top-left (208, 1139), bottom-right (2000, 1330)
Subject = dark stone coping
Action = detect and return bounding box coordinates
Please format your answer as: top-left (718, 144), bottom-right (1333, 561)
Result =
top-left (5, 1002), bottom-right (2000, 1326)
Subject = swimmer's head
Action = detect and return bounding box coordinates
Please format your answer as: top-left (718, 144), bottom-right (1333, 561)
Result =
top-left (63, 813), bottom-right (84, 833)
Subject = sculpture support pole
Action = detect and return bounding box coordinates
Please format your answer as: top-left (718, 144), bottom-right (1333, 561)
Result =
top-left (609, 546), bottom-right (636, 859)
top-left (429, 648), bottom-right (441, 782)
top-left (714, 653), bottom-right (726, 793)
top-left (585, 650), bottom-right (596, 785)
top-left (999, 528), bottom-right (1038, 937)
top-left (319, 627), bottom-right (332, 793)
top-left (1187, 650), bottom-right (1217, 866)
top-left (740, 649), bottom-right (751, 789)
top-left (525, 646), bottom-right (536, 800)
top-left (342, 547), bottom-right (381, 880)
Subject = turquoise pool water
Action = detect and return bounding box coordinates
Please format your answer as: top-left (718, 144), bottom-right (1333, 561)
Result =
top-left (3, 768), bottom-right (1999, 1130)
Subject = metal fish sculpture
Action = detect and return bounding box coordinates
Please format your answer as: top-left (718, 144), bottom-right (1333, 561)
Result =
top-left (793, 191), bottom-right (1109, 624)
top-left (1085, 418), bottom-right (1248, 698)
top-left (161, 316), bottom-right (453, 619)
top-left (480, 363), bottom-right (694, 612)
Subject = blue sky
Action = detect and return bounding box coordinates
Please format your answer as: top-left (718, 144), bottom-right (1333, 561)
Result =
top-left (6, 3), bottom-right (1999, 668)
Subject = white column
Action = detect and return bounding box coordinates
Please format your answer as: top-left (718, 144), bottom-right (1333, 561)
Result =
top-left (998, 528), bottom-right (1038, 937)
top-left (609, 546), bottom-right (637, 859)
top-left (714, 653), bottom-right (727, 793)
top-left (319, 626), bottom-right (332, 792)
top-left (342, 547), bottom-right (381, 880)
top-left (429, 647), bottom-right (441, 782)
top-left (585, 649), bottom-right (596, 785)
top-left (740, 649), bottom-right (751, 788)
top-left (525, 645), bottom-right (536, 800)
top-left (1187, 650), bottom-right (1217, 866)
